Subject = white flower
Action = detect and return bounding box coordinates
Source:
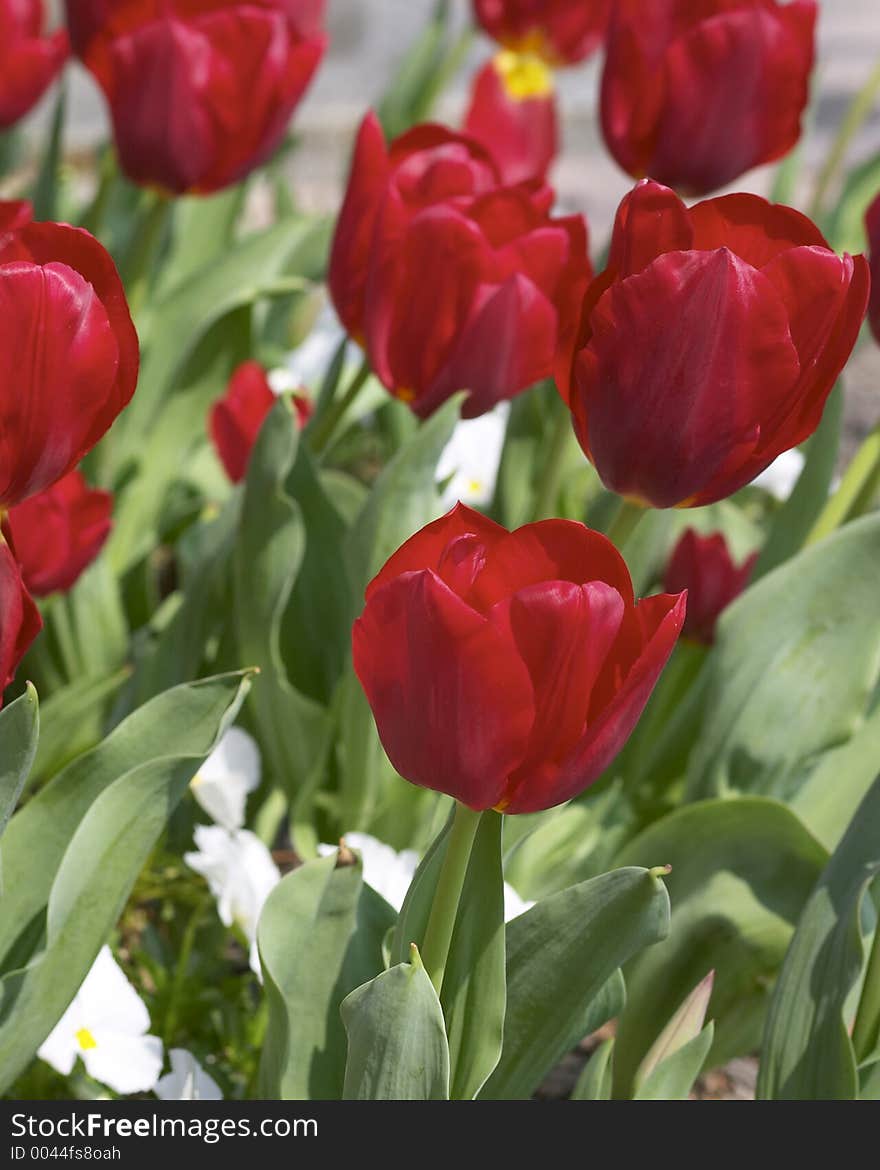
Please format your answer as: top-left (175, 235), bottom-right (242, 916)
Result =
top-left (184, 826), bottom-right (280, 974)
top-left (156, 1049), bottom-right (222, 1101)
top-left (319, 831), bottom-right (533, 921)
top-left (37, 947), bottom-right (163, 1094)
top-left (752, 448), bottom-right (806, 501)
top-left (190, 727), bottom-right (261, 832)
top-left (437, 403), bottom-right (510, 509)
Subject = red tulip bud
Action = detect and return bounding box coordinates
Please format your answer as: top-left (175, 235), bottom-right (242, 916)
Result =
top-left (0, 0), bottom-right (68, 129)
top-left (463, 54), bottom-right (559, 185)
top-left (663, 529), bottom-right (756, 645)
top-left (353, 504), bottom-right (686, 813)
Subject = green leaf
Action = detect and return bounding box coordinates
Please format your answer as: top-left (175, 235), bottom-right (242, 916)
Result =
top-left (441, 811), bottom-right (506, 1100)
top-left (636, 970), bottom-right (714, 1088)
top-left (341, 944), bottom-right (450, 1100)
top-left (758, 774), bottom-right (880, 1100)
top-left (0, 686), bottom-right (39, 845)
top-left (31, 82), bottom-right (66, 222)
top-left (390, 807), bottom-right (454, 966)
top-left (686, 514), bottom-right (880, 802)
top-left (158, 185), bottom-right (248, 295)
top-left (234, 397), bottom-right (329, 799)
top-left (612, 799), bottom-right (827, 1097)
top-left (345, 394), bottom-right (463, 595)
top-left (825, 149), bottom-right (880, 254)
top-left (571, 1038), bottom-right (615, 1100)
top-left (479, 868), bottom-right (669, 1100)
top-left (633, 1023), bottom-right (715, 1101)
top-left (30, 670), bottom-right (129, 786)
top-left (0, 672), bottom-right (251, 1094)
top-left (257, 850), bottom-right (395, 1100)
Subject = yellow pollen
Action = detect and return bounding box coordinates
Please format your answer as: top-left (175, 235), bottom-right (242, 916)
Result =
top-left (396, 386), bottom-right (417, 404)
top-left (467, 478), bottom-right (484, 495)
top-left (76, 1027), bottom-right (98, 1051)
top-left (495, 49), bottom-right (555, 102)
top-left (190, 772), bottom-right (204, 788)
top-left (507, 28), bottom-right (559, 66)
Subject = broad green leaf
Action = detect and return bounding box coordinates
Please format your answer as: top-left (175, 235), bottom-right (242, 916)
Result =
top-left (441, 812), bottom-right (506, 1100)
top-left (633, 1024), bottom-right (715, 1101)
top-left (686, 514), bottom-right (880, 802)
top-left (0, 686), bottom-right (39, 844)
top-left (480, 867), bottom-right (669, 1100)
top-left (0, 672), bottom-right (251, 1093)
top-left (341, 945), bottom-right (450, 1100)
top-left (334, 668), bottom-right (400, 834)
top-left (0, 674), bottom-right (251, 972)
top-left (571, 1038), bottom-right (615, 1101)
top-left (758, 774), bottom-right (880, 1100)
top-left (390, 807), bottom-right (454, 966)
top-left (613, 799), bottom-right (827, 1097)
top-left (345, 394), bottom-right (463, 594)
top-left (30, 669), bottom-right (129, 785)
top-left (157, 185), bottom-right (248, 295)
top-left (234, 398), bottom-right (329, 799)
top-left (258, 851), bottom-right (394, 1100)
top-left (636, 970), bottom-right (714, 1088)
top-left (31, 83), bottom-right (66, 222)
top-left (825, 149), bottom-right (880, 254)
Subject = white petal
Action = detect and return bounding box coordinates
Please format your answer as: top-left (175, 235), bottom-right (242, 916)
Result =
top-left (286, 304), bottom-right (348, 391)
top-left (191, 727), bottom-right (261, 832)
top-left (503, 882), bottom-right (535, 922)
top-left (319, 833), bottom-right (418, 912)
top-left (156, 1049), bottom-right (223, 1101)
top-left (437, 404), bottom-right (510, 509)
top-left (83, 1033), bottom-right (164, 1095)
top-left (752, 449), bottom-right (806, 501)
top-left (186, 827), bottom-right (280, 940)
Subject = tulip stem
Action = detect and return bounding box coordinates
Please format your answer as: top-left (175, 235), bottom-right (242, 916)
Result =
top-left (531, 406), bottom-right (575, 521)
top-left (420, 802), bottom-right (482, 995)
top-left (810, 57), bottom-right (880, 223)
top-left (806, 421), bottom-right (880, 546)
top-left (309, 359), bottom-right (371, 456)
top-left (853, 913), bottom-right (880, 1063)
top-left (124, 192), bottom-right (173, 318)
top-left (607, 498), bottom-right (646, 550)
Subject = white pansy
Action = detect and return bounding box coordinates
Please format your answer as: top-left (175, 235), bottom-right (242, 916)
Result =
top-left (156, 1049), bottom-right (222, 1101)
top-left (37, 947), bottom-right (163, 1094)
top-left (184, 826), bottom-right (280, 974)
top-left (437, 403), bottom-right (510, 509)
top-left (190, 727), bottom-right (261, 832)
top-left (752, 448), bottom-right (806, 501)
top-left (319, 831), bottom-right (533, 921)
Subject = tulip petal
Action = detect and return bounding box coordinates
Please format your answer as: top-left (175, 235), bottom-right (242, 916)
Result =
top-left (0, 32), bottom-right (69, 129)
top-left (0, 543), bottom-right (42, 695)
top-left (353, 570), bottom-right (534, 809)
top-left (689, 193), bottom-right (827, 266)
top-left (609, 180), bottom-right (694, 278)
top-left (463, 57), bottom-right (558, 186)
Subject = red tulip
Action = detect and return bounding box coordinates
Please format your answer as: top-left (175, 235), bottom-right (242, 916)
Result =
top-left (473, 0), bottom-right (610, 66)
top-left (0, 543), bottom-right (42, 699)
top-left (601, 0), bottom-right (817, 195)
top-left (4, 471), bottom-right (113, 597)
top-left (663, 529), bottom-right (756, 645)
top-left (353, 504), bottom-right (686, 813)
top-left (463, 54), bottom-right (559, 185)
top-left (329, 113), bottom-right (590, 419)
top-left (557, 181), bottom-right (870, 509)
top-left (209, 361), bottom-right (313, 484)
top-left (65, 0), bottom-right (327, 195)
top-left (866, 192), bottom-right (880, 345)
top-left (0, 1), bottom-right (68, 129)
top-left (0, 202), bottom-right (139, 508)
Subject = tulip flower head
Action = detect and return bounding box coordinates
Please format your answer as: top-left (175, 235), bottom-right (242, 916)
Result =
top-left (0, 0), bottom-right (68, 129)
top-left (463, 54), bottom-right (559, 185)
top-left (0, 201), bottom-right (139, 508)
top-left (866, 192), bottom-right (880, 345)
top-left (0, 543), bottom-right (42, 699)
top-left (65, 0), bottom-right (327, 195)
top-left (663, 529), bottom-right (756, 645)
top-left (329, 113), bottom-right (590, 419)
top-left (557, 181), bottom-right (870, 509)
top-left (4, 471), bottom-right (113, 597)
top-left (209, 361), bottom-right (313, 485)
top-left (38, 947), bottom-right (163, 1094)
top-left (190, 726), bottom-right (261, 832)
top-left (156, 1050), bottom-right (223, 1101)
top-left (353, 504), bottom-right (686, 814)
top-left (601, 0), bottom-right (817, 195)
top-left (473, 0), bottom-right (611, 67)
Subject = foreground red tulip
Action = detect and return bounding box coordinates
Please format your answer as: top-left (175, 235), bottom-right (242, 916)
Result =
top-left (65, 0), bottom-right (327, 194)
top-left (557, 181), bottom-right (870, 509)
top-left (463, 54), bottom-right (558, 185)
top-left (0, 544), bottom-right (41, 700)
top-left (663, 529), bottom-right (756, 645)
top-left (4, 471), bottom-right (113, 597)
top-left (329, 113), bottom-right (590, 419)
top-left (601, 0), bottom-right (817, 195)
top-left (0, 0), bottom-right (68, 128)
top-left (353, 504), bottom-right (685, 813)
top-left (0, 201), bottom-right (139, 508)
top-left (866, 193), bottom-right (880, 344)
top-left (473, 0), bottom-right (610, 66)
top-left (209, 361), bottom-right (313, 484)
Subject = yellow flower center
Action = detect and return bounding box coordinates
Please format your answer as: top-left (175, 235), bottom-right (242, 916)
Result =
top-left (495, 49), bottom-right (555, 102)
top-left (395, 387), bottom-right (417, 404)
top-left (76, 1027), bottom-right (98, 1051)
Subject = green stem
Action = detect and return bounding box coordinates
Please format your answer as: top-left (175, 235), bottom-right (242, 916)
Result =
top-left (531, 406), bottom-right (575, 522)
top-left (123, 192), bottom-right (173, 318)
top-left (309, 359), bottom-right (371, 455)
top-left (809, 58), bottom-right (880, 222)
top-left (806, 422), bottom-right (880, 546)
top-left (49, 596), bottom-right (81, 683)
top-left (162, 896), bottom-right (208, 1048)
top-left (853, 916), bottom-right (880, 1063)
top-left (607, 498), bottom-right (646, 549)
top-left (420, 802), bottom-right (482, 994)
